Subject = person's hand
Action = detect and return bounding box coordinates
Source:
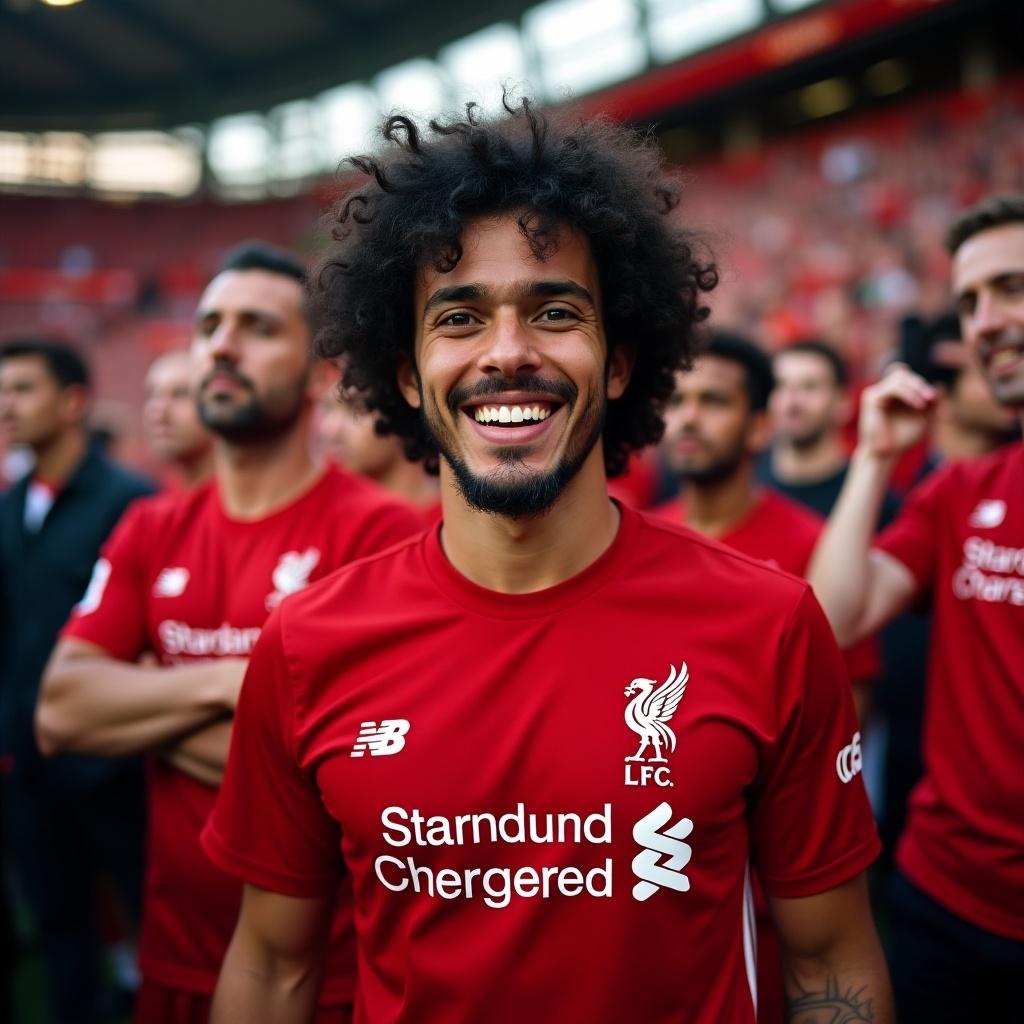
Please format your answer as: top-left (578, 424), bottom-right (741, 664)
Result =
top-left (857, 363), bottom-right (936, 459)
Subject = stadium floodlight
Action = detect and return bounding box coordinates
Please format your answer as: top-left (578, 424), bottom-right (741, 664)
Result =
top-left (271, 100), bottom-right (320, 184)
top-left (88, 132), bottom-right (200, 197)
top-left (315, 84), bottom-right (380, 165)
top-left (440, 24), bottom-right (531, 116)
top-left (376, 59), bottom-right (449, 122)
top-left (0, 133), bottom-right (32, 187)
top-left (207, 113), bottom-right (272, 192)
top-left (39, 0), bottom-right (86, 7)
top-left (768, 0), bottom-right (822, 11)
top-left (647, 0), bottom-right (763, 64)
top-left (524, 0), bottom-right (646, 100)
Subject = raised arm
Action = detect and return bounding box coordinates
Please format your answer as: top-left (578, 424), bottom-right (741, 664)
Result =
top-left (36, 637), bottom-right (244, 758)
top-left (808, 365), bottom-right (931, 645)
top-left (771, 874), bottom-right (893, 1023)
top-left (210, 884), bottom-right (334, 1024)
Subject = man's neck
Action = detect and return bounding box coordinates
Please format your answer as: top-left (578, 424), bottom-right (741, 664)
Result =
top-left (377, 459), bottom-right (440, 509)
top-left (681, 467), bottom-right (758, 539)
top-left (438, 453), bottom-right (620, 594)
top-left (930, 419), bottom-right (1006, 462)
top-left (770, 434), bottom-right (847, 485)
top-left (32, 427), bottom-right (88, 486)
top-left (214, 419), bottom-right (322, 520)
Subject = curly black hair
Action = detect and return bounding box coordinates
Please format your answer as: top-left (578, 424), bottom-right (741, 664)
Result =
top-left (313, 96), bottom-right (717, 476)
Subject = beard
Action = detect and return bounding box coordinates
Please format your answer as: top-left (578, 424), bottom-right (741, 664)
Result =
top-left (675, 440), bottom-right (746, 486)
top-left (198, 366), bottom-right (307, 443)
top-left (421, 375), bottom-right (605, 519)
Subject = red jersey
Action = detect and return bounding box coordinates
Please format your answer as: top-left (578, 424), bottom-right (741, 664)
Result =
top-left (63, 466), bottom-right (422, 997)
top-left (204, 505), bottom-right (879, 1024)
top-left (654, 489), bottom-right (879, 684)
top-left (875, 442), bottom-right (1024, 940)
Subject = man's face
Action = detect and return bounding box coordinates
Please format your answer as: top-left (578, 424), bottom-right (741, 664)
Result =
top-left (192, 269), bottom-right (313, 442)
top-left (0, 355), bottom-right (78, 451)
top-left (143, 351), bottom-right (211, 466)
top-left (317, 391), bottom-right (402, 481)
top-left (769, 351), bottom-right (845, 449)
top-left (953, 222), bottom-right (1024, 409)
top-left (401, 215), bottom-right (630, 518)
top-left (661, 357), bottom-right (765, 485)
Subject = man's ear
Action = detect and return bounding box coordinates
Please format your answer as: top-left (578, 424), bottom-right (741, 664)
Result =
top-left (397, 354), bottom-right (422, 410)
top-left (606, 343), bottom-right (636, 401)
top-left (307, 359), bottom-right (340, 402)
top-left (59, 384), bottom-right (90, 426)
top-left (746, 409), bottom-right (772, 455)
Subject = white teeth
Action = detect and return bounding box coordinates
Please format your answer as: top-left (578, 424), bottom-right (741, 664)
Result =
top-left (473, 404), bottom-right (553, 424)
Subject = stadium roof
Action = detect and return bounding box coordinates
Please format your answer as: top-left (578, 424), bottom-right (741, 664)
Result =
top-left (0, 0), bottom-right (544, 131)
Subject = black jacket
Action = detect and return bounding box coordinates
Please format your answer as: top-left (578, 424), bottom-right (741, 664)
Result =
top-left (0, 443), bottom-right (153, 781)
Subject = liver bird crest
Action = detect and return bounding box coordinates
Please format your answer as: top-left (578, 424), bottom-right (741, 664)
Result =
top-left (624, 663), bottom-right (688, 763)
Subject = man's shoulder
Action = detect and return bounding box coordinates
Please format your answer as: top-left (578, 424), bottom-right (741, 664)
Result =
top-left (757, 487), bottom-right (825, 533)
top-left (111, 479), bottom-right (215, 535)
top-left (908, 441), bottom-right (1022, 508)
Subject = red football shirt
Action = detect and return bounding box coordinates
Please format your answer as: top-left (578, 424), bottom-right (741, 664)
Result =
top-left (654, 489), bottom-right (879, 684)
top-left (204, 505), bottom-right (879, 1023)
top-left (875, 441), bottom-right (1024, 940)
top-left (63, 466), bottom-right (422, 997)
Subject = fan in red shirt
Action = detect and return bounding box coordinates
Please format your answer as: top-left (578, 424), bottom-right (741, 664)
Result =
top-left (203, 101), bottom-right (892, 1024)
top-left (809, 194), bottom-right (1024, 1023)
top-left (36, 243), bottom-right (422, 1022)
top-left (653, 331), bottom-right (879, 1024)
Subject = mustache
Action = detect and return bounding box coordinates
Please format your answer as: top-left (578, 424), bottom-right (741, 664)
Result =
top-left (447, 376), bottom-right (576, 415)
top-left (199, 364), bottom-right (255, 394)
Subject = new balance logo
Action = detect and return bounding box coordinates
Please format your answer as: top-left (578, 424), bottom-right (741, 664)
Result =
top-left (154, 567), bottom-right (189, 598)
top-left (969, 500), bottom-right (1007, 528)
top-left (350, 720), bottom-right (411, 758)
top-left (631, 802), bottom-right (693, 902)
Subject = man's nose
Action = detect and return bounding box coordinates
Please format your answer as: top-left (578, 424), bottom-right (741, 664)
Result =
top-left (476, 313), bottom-right (542, 377)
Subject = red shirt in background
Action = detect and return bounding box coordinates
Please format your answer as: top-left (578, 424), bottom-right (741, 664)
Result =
top-left (205, 506), bottom-right (878, 1024)
top-left (875, 442), bottom-right (1024, 940)
top-left (63, 466), bottom-right (423, 999)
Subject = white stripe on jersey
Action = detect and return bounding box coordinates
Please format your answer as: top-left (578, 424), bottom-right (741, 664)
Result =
top-left (742, 865), bottom-right (758, 1017)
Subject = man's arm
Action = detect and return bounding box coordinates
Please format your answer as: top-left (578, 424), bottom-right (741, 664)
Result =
top-left (36, 637), bottom-right (244, 758)
top-left (210, 884), bottom-right (334, 1024)
top-left (808, 365), bottom-right (933, 645)
top-left (771, 874), bottom-right (893, 1023)
top-left (160, 718), bottom-right (234, 786)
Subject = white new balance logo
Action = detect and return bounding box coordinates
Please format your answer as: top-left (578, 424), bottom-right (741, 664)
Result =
top-left (350, 720), bottom-right (411, 758)
top-left (632, 802), bottom-right (693, 901)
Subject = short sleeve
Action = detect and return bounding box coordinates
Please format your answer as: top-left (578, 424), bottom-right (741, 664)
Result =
top-left (351, 500), bottom-right (424, 558)
top-left (61, 500), bottom-right (150, 661)
top-left (874, 467), bottom-right (950, 592)
top-left (750, 589), bottom-right (880, 898)
top-left (201, 610), bottom-right (342, 897)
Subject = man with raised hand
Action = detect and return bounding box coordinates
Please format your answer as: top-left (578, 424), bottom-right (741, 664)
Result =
top-left (809, 195), bottom-right (1024, 1022)
top-left (205, 102), bottom-right (891, 1024)
top-left (37, 243), bottom-right (421, 1023)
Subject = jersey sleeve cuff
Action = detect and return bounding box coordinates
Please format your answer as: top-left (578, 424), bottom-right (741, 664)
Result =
top-left (200, 821), bottom-right (340, 899)
top-left (758, 832), bottom-right (881, 900)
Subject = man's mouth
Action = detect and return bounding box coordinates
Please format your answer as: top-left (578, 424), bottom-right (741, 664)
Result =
top-left (984, 341), bottom-right (1024, 379)
top-left (471, 402), bottom-right (555, 425)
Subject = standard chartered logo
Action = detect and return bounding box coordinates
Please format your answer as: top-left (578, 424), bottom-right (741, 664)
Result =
top-left (631, 802), bottom-right (693, 901)
top-left (371, 802), bottom-right (696, 909)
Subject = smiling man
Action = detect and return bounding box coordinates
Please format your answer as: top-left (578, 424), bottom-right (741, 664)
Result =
top-left (204, 102), bottom-right (891, 1024)
top-left (809, 194), bottom-right (1024, 1022)
top-left (36, 244), bottom-right (420, 1023)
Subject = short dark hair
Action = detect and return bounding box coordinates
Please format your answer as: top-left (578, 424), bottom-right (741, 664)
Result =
top-left (313, 97), bottom-right (718, 476)
top-left (700, 331), bottom-right (774, 412)
top-left (946, 194), bottom-right (1024, 255)
top-left (218, 241), bottom-right (307, 284)
top-left (774, 338), bottom-right (849, 389)
top-left (0, 337), bottom-right (90, 390)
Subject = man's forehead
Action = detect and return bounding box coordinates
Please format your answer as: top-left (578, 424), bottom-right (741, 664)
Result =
top-left (198, 268), bottom-right (303, 315)
top-left (0, 354), bottom-right (49, 381)
top-left (774, 351), bottom-right (834, 383)
top-left (952, 223), bottom-right (1024, 291)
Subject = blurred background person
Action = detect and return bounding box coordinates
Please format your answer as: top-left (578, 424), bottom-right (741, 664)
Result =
top-left (142, 350), bottom-right (213, 488)
top-left (0, 338), bottom-right (152, 1024)
top-left (317, 383), bottom-right (439, 519)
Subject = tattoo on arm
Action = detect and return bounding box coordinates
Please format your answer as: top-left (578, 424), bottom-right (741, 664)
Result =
top-left (786, 976), bottom-right (875, 1023)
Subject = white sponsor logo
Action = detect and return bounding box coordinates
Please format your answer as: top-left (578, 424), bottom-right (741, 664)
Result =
top-left (351, 719), bottom-right (411, 757)
top-left (153, 567), bottom-right (189, 598)
top-left (158, 620), bottom-right (261, 657)
top-left (836, 731), bottom-right (863, 784)
top-left (265, 547), bottom-right (321, 610)
top-left (969, 499), bottom-right (1007, 528)
top-left (375, 804), bottom-right (613, 909)
top-left (624, 662), bottom-right (688, 787)
top-left (632, 802), bottom-right (693, 901)
top-left (952, 537), bottom-right (1024, 607)
top-left (75, 558), bottom-right (111, 616)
